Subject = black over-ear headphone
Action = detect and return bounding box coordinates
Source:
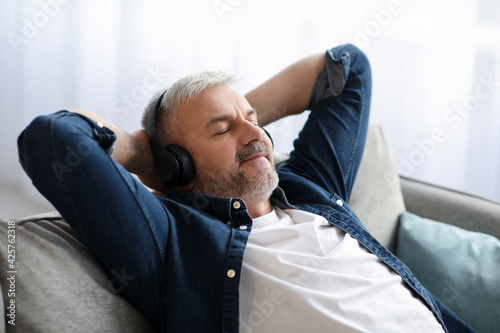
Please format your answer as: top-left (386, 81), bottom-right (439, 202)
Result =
top-left (146, 90), bottom-right (196, 186)
top-left (146, 89), bottom-right (274, 186)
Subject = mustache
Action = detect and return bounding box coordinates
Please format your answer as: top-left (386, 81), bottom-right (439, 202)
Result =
top-left (237, 141), bottom-right (271, 163)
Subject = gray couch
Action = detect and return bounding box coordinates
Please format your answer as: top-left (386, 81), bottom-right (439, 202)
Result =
top-left (1, 125), bottom-right (499, 332)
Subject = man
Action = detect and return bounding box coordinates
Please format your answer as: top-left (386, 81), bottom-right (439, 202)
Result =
top-left (18, 44), bottom-right (474, 332)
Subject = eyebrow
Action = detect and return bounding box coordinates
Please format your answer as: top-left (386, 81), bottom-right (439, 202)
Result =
top-left (247, 108), bottom-right (257, 117)
top-left (206, 108), bottom-right (257, 129)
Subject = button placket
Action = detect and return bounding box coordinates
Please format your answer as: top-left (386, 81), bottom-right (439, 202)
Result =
top-left (229, 198), bottom-right (252, 229)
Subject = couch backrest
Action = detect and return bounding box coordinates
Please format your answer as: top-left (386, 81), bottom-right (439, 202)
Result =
top-left (349, 125), bottom-right (406, 252)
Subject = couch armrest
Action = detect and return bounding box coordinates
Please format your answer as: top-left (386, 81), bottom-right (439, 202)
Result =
top-left (400, 176), bottom-right (500, 239)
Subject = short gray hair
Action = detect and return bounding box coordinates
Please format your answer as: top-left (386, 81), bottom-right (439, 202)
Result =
top-left (142, 71), bottom-right (233, 144)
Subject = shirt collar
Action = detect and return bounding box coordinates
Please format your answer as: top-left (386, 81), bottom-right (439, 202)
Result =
top-left (164, 186), bottom-right (294, 226)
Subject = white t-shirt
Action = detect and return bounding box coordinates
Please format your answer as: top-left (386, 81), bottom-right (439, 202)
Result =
top-left (239, 207), bottom-right (444, 333)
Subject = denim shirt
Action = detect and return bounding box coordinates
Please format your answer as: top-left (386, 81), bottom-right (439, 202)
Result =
top-left (157, 174), bottom-right (447, 332)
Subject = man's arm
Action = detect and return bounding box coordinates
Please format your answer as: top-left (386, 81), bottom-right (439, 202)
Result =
top-left (70, 109), bottom-right (169, 192)
top-left (244, 53), bottom-right (325, 126)
top-left (258, 44), bottom-right (372, 201)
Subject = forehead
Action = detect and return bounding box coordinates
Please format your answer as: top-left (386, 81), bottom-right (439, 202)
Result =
top-left (179, 85), bottom-right (254, 124)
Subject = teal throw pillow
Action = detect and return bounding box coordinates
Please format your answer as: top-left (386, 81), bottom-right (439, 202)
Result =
top-left (396, 212), bottom-right (500, 333)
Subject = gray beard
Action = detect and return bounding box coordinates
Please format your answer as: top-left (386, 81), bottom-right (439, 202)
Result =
top-left (194, 143), bottom-right (279, 203)
top-left (196, 165), bottom-right (278, 203)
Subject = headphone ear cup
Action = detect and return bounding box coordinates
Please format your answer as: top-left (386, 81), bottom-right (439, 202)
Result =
top-left (156, 144), bottom-right (195, 187)
top-left (154, 150), bottom-right (180, 185)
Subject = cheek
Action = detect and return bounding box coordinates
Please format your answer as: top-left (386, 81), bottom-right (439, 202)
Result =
top-left (263, 137), bottom-right (274, 161)
top-left (193, 142), bottom-right (237, 171)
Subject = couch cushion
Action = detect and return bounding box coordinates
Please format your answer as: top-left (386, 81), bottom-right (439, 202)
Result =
top-left (396, 212), bottom-right (500, 333)
top-left (0, 212), bottom-right (157, 333)
top-left (348, 125), bottom-right (406, 252)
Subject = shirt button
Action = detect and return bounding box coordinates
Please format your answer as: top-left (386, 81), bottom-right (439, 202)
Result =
top-left (239, 225), bottom-right (248, 230)
top-left (227, 269), bottom-right (236, 278)
top-left (336, 199), bottom-right (343, 206)
top-left (97, 121), bottom-right (104, 128)
top-left (226, 221), bottom-right (232, 227)
top-left (233, 201), bottom-right (241, 209)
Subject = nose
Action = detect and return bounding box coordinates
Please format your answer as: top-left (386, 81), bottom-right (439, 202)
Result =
top-left (239, 121), bottom-right (266, 146)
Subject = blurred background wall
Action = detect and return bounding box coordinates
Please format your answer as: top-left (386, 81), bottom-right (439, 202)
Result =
top-left (1, 0), bottom-right (499, 218)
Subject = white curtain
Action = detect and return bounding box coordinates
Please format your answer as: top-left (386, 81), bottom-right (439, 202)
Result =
top-left (1, 0), bottom-right (499, 210)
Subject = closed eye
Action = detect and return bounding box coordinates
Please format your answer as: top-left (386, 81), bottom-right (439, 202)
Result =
top-left (216, 128), bottom-right (230, 135)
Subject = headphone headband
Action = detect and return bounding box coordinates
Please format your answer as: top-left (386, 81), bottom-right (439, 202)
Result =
top-left (146, 90), bottom-right (168, 163)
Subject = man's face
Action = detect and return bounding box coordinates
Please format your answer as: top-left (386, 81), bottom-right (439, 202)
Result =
top-left (174, 85), bottom-right (278, 202)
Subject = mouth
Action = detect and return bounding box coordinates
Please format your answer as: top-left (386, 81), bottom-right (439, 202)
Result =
top-left (241, 152), bottom-right (268, 164)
